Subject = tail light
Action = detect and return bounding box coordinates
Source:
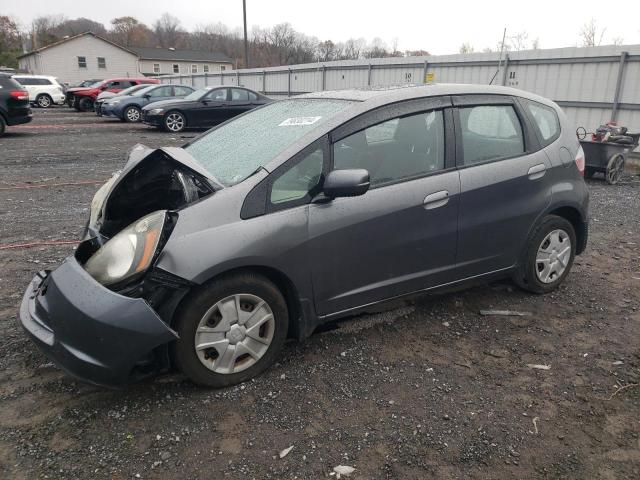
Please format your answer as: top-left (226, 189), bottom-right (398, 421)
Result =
top-left (575, 145), bottom-right (585, 176)
top-left (10, 90), bottom-right (29, 100)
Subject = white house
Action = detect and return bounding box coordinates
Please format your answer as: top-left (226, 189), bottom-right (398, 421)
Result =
top-left (18, 32), bottom-right (234, 85)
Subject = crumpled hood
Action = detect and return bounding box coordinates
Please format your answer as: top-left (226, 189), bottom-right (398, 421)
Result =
top-left (85, 144), bottom-right (220, 240)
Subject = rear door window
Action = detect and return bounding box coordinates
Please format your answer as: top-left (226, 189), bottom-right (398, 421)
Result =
top-left (459, 105), bottom-right (524, 165)
top-left (230, 88), bottom-right (250, 102)
top-left (522, 99), bottom-right (560, 146)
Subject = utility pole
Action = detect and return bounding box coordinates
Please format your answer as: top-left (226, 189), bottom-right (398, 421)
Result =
top-left (243, 0), bottom-right (249, 69)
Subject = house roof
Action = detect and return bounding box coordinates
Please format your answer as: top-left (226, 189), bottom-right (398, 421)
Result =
top-left (127, 47), bottom-right (233, 63)
top-left (18, 32), bottom-right (136, 59)
top-left (18, 32), bottom-right (233, 64)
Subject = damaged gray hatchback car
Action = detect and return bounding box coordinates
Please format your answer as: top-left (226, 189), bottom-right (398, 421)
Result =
top-left (20, 84), bottom-right (589, 387)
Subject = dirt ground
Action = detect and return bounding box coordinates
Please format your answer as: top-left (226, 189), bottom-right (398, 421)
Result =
top-left (0, 108), bottom-right (638, 480)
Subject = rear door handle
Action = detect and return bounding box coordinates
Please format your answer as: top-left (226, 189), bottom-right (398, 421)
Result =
top-left (423, 190), bottom-right (449, 210)
top-left (528, 163), bottom-right (546, 180)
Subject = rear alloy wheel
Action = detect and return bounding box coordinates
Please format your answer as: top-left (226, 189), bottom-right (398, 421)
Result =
top-left (124, 106), bottom-right (142, 123)
top-left (514, 215), bottom-right (576, 294)
top-left (605, 153), bottom-right (624, 185)
top-left (164, 111), bottom-right (186, 132)
top-left (36, 94), bottom-right (52, 108)
top-left (172, 273), bottom-right (289, 387)
top-left (78, 97), bottom-right (94, 112)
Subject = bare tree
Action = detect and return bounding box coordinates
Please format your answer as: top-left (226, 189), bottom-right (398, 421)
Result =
top-left (508, 31), bottom-right (529, 51)
top-left (364, 37), bottom-right (390, 58)
top-left (31, 15), bottom-right (66, 49)
top-left (109, 16), bottom-right (153, 47)
top-left (612, 36), bottom-right (624, 46)
top-left (154, 13), bottom-right (183, 48)
top-left (580, 18), bottom-right (606, 47)
top-left (531, 37), bottom-right (540, 50)
top-left (459, 42), bottom-right (474, 54)
top-left (0, 16), bottom-right (23, 67)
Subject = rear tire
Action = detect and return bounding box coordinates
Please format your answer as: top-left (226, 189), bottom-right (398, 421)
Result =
top-left (0, 116), bottom-right (6, 136)
top-left (163, 111), bottom-right (186, 132)
top-left (513, 215), bottom-right (576, 294)
top-left (78, 97), bottom-right (94, 112)
top-left (36, 94), bottom-right (52, 108)
top-left (172, 273), bottom-right (289, 388)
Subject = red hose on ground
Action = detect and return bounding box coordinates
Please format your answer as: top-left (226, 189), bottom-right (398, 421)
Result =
top-left (0, 240), bottom-right (79, 250)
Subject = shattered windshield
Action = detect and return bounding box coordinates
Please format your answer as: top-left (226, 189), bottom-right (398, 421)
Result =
top-left (185, 99), bottom-right (353, 186)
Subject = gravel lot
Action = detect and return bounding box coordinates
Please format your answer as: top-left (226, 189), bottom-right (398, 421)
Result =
top-left (0, 108), bottom-right (638, 480)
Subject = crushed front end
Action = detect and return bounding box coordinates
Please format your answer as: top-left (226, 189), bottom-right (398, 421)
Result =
top-left (18, 146), bottom-right (218, 386)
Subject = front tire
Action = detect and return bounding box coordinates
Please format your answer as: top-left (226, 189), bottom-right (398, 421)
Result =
top-left (78, 97), bottom-right (94, 112)
top-left (163, 111), bottom-right (186, 132)
top-left (36, 94), bottom-right (52, 108)
top-left (514, 215), bottom-right (576, 294)
top-left (172, 273), bottom-right (289, 388)
top-left (123, 106), bottom-right (142, 123)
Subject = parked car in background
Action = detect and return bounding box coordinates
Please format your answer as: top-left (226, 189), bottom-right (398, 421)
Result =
top-left (19, 84), bottom-right (588, 387)
top-left (0, 73), bottom-right (32, 136)
top-left (95, 84), bottom-right (152, 116)
top-left (101, 84), bottom-right (195, 122)
top-left (142, 86), bottom-right (270, 132)
top-left (67, 77), bottom-right (159, 112)
top-left (71, 79), bottom-right (103, 88)
top-left (12, 75), bottom-right (66, 108)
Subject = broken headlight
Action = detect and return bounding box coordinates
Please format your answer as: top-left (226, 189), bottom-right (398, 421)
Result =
top-left (84, 210), bottom-right (166, 286)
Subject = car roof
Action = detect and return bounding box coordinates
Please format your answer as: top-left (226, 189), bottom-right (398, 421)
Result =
top-left (296, 83), bottom-right (553, 106)
top-left (12, 74), bottom-right (57, 79)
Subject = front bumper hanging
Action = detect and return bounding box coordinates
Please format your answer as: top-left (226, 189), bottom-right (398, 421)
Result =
top-left (19, 257), bottom-right (178, 386)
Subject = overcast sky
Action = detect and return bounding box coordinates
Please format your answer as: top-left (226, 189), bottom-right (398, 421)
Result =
top-left (6, 0), bottom-right (640, 54)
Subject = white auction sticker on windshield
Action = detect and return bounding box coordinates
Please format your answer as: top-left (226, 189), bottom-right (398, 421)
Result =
top-left (278, 116), bottom-right (322, 126)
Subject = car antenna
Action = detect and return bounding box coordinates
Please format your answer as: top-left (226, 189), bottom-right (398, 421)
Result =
top-left (489, 28), bottom-right (507, 85)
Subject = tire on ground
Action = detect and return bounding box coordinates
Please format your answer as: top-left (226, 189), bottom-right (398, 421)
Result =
top-left (171, 272), bottom-right (289, 388)
top-left (513, 214), bottom-right (577, 294)
top-left (78, 97), bottom-right (94, 112)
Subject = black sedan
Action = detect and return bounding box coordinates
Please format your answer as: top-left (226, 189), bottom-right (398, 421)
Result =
top-left (142, 86), bottom-right (271, 132)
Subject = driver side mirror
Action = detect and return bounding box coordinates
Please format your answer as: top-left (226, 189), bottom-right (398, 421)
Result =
top-left (322, 169), bottom-right (370, 199)
top-left (143, 93), bottom-right (151, 99)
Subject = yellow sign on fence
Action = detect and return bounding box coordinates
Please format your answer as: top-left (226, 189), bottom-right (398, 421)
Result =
top-left (425, 72), bottom-right (435, 83)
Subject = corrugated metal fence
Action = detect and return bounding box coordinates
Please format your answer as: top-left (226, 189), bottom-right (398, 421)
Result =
top-left (156, 44), bottom-right (640, 133)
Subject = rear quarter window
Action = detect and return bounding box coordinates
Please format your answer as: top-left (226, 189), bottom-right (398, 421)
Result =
top-left (522, 99), bottom-right (560, 146)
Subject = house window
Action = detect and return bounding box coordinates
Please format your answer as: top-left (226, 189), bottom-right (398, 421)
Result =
top-left (153, 63), bottom-right (160, 74)
top-left (97, 57), bottom-right (106, 69)
top-left (173, 64), bottom-right (179, 74)
top-left (77, 56), bottom-right (87, 68)
top-left (221, 65), bottom-right (226, 71)
top-left (191, 64), bottom-right (198, 74)
top-left (203, 65), bottom-right (210, 73)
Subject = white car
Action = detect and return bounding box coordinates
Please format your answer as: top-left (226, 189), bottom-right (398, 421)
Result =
top-left (12, 75), bottom-right (66, 108)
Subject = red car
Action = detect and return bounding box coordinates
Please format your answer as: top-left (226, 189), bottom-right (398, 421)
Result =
top-left (67, 77), bottom-right (159, 112)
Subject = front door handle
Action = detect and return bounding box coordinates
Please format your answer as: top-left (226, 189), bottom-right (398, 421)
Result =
top-left (528, 163), bottom-right (547, 180)
top-left (423, 190), bottom-right (449, 210)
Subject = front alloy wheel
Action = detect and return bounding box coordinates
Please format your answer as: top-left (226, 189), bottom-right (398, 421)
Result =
top-left (172, 273), bottom-right (288, 387)
top-left (164, 111), bottom-right (186, 132)
top-left (124, 106), bottom-right (142, 123)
